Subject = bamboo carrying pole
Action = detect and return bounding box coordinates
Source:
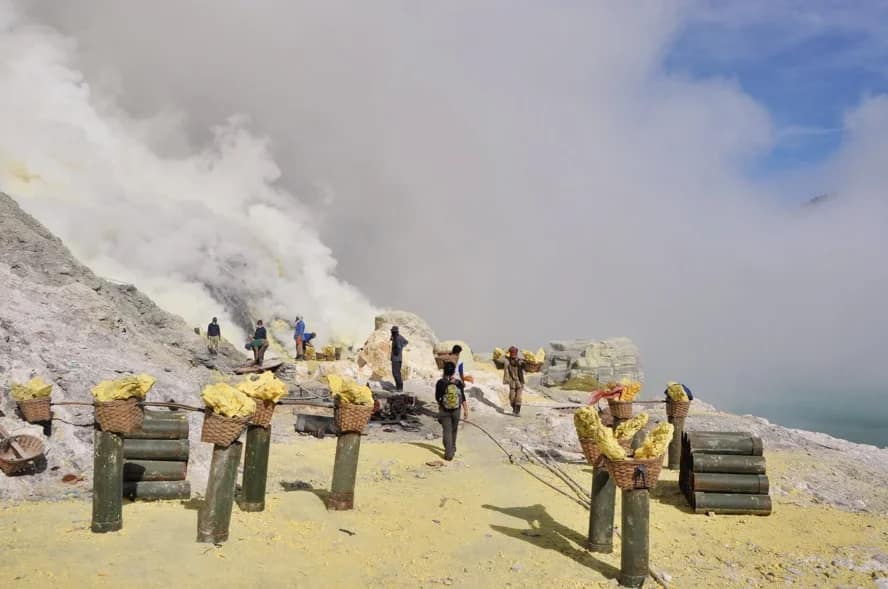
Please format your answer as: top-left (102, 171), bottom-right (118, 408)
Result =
top-left (240, 425), bottom-right (271, 512)
top-left (328, 432), bottom-right (361, 510)
top-left (197, 442), bottom-right (243, 543)
top-left (620, 489), bottom-right (650, 588)
top-left (91, 429), bottom-right (125, 533)
top-left (667, 415), bottom-right (686, 470)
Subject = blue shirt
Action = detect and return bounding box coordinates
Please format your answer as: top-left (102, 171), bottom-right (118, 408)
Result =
top-left (294, 320), bottom-right (305, 339)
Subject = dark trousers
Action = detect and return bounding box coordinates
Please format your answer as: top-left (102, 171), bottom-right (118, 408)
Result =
top-left (438, 409), bottom-right (460, 460)
top-left (392, 360), bottom-right (403, 390)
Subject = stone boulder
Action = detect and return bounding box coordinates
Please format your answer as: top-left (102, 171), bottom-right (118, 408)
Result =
top-left (358, 311), bottom-right (439, 381)
top-left (541, 337), bottom-right (642, 387)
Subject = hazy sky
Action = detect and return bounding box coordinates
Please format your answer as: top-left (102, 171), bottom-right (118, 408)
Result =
top-left (3, 1), bottom-right (887, 411)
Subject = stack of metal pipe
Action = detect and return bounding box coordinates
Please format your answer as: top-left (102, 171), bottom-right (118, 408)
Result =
top-left (122, 410), bottom-right (191, 501)
top-left (679, 431), bottom-right (771, 515)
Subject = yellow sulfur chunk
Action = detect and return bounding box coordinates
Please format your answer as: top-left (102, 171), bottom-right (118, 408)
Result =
top-left (666, 382), bottom-right (689, 402)
top-left (615, 412), bottom-right (649, 440)
top-left (633, 422), bottom-right (675, 459)
top-left (522, 348), bottom-right (545, 363)
top-left (595, 427), bottom-right (627, 461)
top-left (201, 382), bottom-right (256, 418)
top-left (326, 375), bottom-right (373, 406)
top-left (573, 406), bottom-right (603, 439)
top-left (91, 374), bottom-right (156, 402)
top-left (619, 378), bottom-right (642, 402)
top-left (321, 344), bottom-right (337, 358)
top-left (492, 348), bottom-right (505, 361)
top-left (237, 372), bottom-right (288, 403)
top-left (11, 376), bottom-right (53, 401)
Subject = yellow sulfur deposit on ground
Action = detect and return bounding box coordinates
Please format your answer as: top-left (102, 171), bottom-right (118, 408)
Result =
top-left (10, 376), bottom-right (53, 401)
top-left (666, 381), bottom-right (689, 402)
top-left (201, 383), bottom-right (256, 418)
top-left (614, 412), bottom-right (648, 440)
top-left (595, 427), bottom-right (627, 460)
top-left (522, 348), bottom-right (545, 363)
top-left (327, 375), bottom-right (373, 406)
top-left (237, 372), bottom-right (288, 403)
top-left (573, 406), bottom-right (603, 439)
top-left (634, 422), bottom-right (674, 459)
top-left (618, 378), bottom-right (642, 401)
top-left (321, 344), bottom-right (337, 358)
top-left (91, 374), bottom-right (156, 402)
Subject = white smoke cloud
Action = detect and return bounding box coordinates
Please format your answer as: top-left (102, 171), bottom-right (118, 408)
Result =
top-left (0, 1), bottom-right (378, 348)
top-left (2, 1), bottom-right (886, 419)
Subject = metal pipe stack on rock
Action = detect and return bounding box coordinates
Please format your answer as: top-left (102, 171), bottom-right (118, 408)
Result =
top-left (680, 431), bottom-right (772, 515)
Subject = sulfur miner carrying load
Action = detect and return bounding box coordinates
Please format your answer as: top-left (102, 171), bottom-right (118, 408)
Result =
top-left (502, 346), bottom-right (525, 416)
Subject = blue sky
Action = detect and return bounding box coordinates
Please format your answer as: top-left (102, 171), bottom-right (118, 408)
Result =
top-left (664, 1), bottom-right (888, 181)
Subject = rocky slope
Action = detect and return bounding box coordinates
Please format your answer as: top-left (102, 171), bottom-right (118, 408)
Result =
top-left (0, 192), bottom-right (246, 499)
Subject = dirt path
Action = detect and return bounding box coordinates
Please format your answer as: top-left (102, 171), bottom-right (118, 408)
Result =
top-left (1, 406), bottom-right (887, 588)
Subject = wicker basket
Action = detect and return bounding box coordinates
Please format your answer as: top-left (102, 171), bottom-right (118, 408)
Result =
top-left (335, 402), bottom-right (373, 434)
top-left (666, 400), bottom-right (690, 418)
top-left (493, 358), bottom-right (505, 370)
top-left (523, 361), bottom-right (543, 374)
top-left (250, 399), bottom-right (276, 428)
top-left (434, 353), bottom-right (456, 370)
top-left (0, 435), bottom-right (45, 476)
top-left (201, 410), bottom-right (248, 447)
top-left (603, 455), bottom-right (664, 491)
top-left (94, 398), bottom-right (144, 434)
top-left (578, 437), bottom-right (632, 466)
top-left (18, 397), bottom-right (52, 423)
top-left (607, 399), bottom-right (634, 419)
top-left (578, 438), bottom-right (602, 465)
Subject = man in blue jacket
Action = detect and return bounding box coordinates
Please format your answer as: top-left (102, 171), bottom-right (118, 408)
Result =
top-left (293, 316), bottom-right (306, 360)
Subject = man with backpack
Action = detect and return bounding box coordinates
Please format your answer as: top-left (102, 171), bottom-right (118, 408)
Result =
top-left (435, 361), bottom-right (468, 461)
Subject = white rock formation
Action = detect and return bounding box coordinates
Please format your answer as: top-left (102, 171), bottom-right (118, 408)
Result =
top-left (357, 311), bottom-right (440, 381)
top-left (0, 193), bottom-right (245, 499)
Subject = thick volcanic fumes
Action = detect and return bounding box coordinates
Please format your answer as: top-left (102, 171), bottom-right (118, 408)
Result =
top-left (0, 1), bottom-right (377, 346)
top-left (3, 1), bottom-right (888, 417)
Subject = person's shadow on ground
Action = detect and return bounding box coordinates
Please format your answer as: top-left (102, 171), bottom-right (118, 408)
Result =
top-left (482, 503), bottom-right (619, 579)
top-left (467, 386), bottom-right (505, 414)
top-left (408, 442), bottom-right (446, 459)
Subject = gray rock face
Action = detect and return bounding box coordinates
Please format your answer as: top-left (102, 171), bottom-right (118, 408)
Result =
top-left (541, 337), bottom-right (642, 387)
top-left (0, 192), bottom-right (245, 500)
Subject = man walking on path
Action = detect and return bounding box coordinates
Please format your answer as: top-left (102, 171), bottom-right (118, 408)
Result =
top-left (390, 326), bottom-right (408, 391)
top-left (435, 361), bottom-right (468, 461)
top-left (207, 317), bottom-right (221, 355)
top-left (252, 320), bottom-right (269, 365)
top-left (451, 344), bottom-right (465, 381)
top-left (503, 346), bottom-right (525, 416)
top-left (293, 316), bottom-right (306, 360)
